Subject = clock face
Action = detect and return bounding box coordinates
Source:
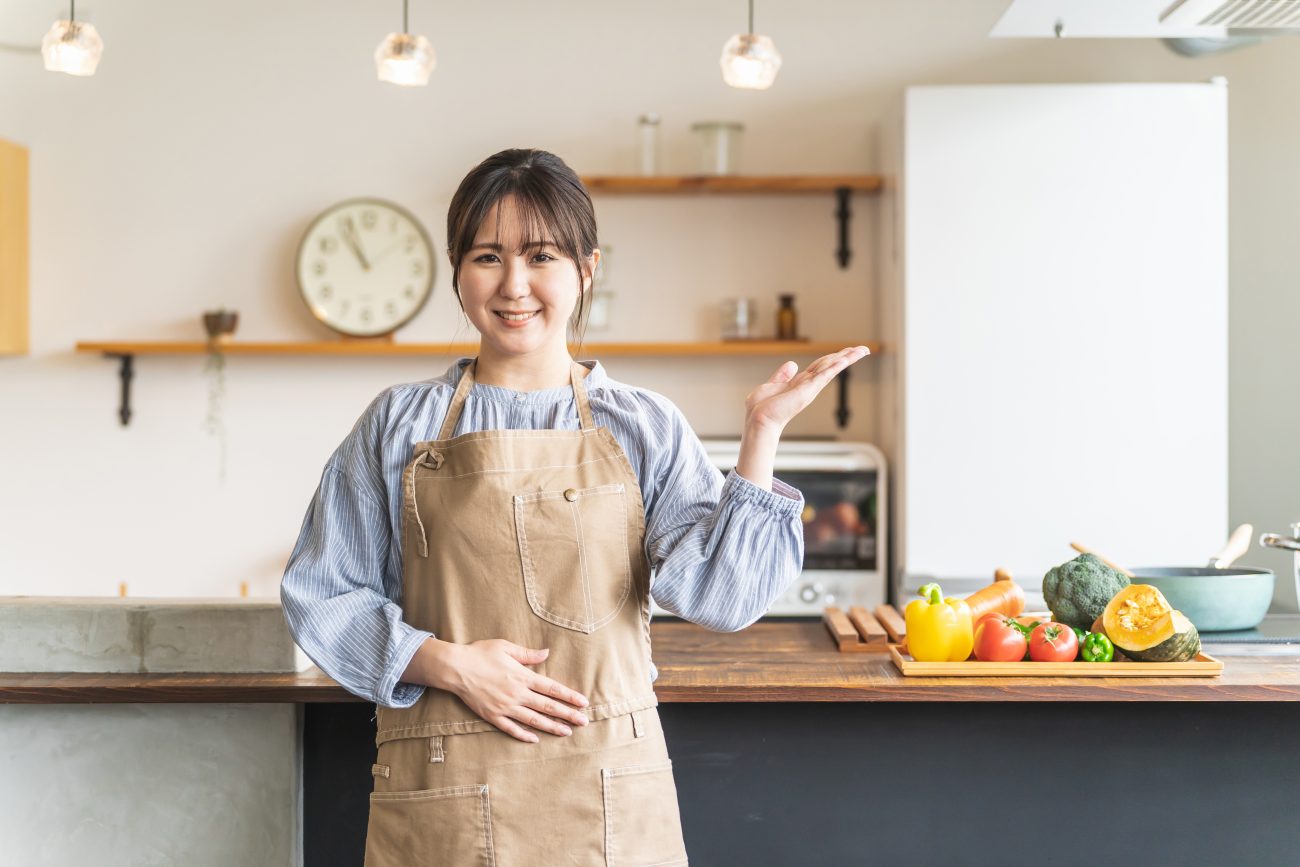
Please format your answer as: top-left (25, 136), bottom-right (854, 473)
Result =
top-left (295, 198), bottom-right (435, 337)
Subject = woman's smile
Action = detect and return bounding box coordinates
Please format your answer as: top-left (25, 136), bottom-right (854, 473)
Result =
top-left (494, 309), bottom-right (541, 325)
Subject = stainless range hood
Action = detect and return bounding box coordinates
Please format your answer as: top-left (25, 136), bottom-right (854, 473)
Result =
top-left (992, 0), bottom-right (1300, 38)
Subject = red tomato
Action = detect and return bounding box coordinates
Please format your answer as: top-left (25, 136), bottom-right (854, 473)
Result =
top-left (1029, 621), bottom-right (1079, 662)
top-left (973, 614), bottom-right (1028, 662)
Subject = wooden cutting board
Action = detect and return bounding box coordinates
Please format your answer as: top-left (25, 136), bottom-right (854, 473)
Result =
top-left (890, 645), bottom-right (1224, 677)
top-left (823, 604), bottom-right (907, 652)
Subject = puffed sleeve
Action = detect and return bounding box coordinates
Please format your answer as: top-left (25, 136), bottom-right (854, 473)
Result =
top-left (642, 403), bottom-right (805, 631)
top-left (280, 401), bottom-right (433, 708)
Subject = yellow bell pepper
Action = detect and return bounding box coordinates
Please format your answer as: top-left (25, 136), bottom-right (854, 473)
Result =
top-left (904, 582), bottom-right (974, 662)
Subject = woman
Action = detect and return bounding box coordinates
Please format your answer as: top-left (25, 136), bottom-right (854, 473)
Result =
top-left (280, 148), bottom-right (868, 866)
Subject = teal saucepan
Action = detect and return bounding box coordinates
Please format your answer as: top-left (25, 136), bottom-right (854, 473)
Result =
top-left (1128, 566), bottom-right (1273, 632)
top-left (1129, 524), bottom-right (1274, 632)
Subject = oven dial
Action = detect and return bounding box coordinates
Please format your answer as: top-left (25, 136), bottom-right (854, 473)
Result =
top-left (798, 584), bottom-right (820, 603)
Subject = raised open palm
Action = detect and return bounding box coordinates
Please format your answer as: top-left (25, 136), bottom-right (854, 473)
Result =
top-left (746, 346), bottom-right (870, 431)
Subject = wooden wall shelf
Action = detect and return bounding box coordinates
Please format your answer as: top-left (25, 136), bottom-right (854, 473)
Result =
top-left (75, 339), bottom-right (877, 357)
top-left (579, 174), bottom-right (882, 269)
top-left (579, 175), bottom-right (882, 194)
top-left (75, 340), bottom-right (880, 427)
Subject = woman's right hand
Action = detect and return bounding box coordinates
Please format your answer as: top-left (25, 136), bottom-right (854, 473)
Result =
top-left (428, 638), bottom-right (590, 743)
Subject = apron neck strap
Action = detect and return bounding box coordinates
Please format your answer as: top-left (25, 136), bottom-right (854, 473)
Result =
top-left (437, 359), bottom-right (478, 440)
top-left (436, 358), bottom-right (595, 439)
top-left (570, 361), bottom-right (596, 431)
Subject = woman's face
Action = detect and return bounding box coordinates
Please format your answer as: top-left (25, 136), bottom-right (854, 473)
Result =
top-left (457, 196), bottom-right (597, 356)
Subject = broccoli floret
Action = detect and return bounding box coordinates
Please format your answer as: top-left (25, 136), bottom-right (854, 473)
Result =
top-left (1041, 553), bottom-right (1131, 631)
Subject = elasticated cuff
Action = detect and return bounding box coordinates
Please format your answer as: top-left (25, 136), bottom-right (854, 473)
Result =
top-left (722, 468), bottom-right (804, 518)
top-left (376, 626), bottom-right (435, 709)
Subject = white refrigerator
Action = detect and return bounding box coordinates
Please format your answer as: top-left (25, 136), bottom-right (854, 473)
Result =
top-left (880, 82), bottom-right (1229, 609)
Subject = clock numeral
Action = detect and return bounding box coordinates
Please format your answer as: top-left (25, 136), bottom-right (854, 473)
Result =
top-left (404, 286), bottom-right (415, 299)
top-left (385, 301), bottom-right (398, 318)
top-left (361, 210), bottom-right (377, 230)
top-left (360, 308), bottom-right (373, 324)
top-left (320, 285), bottom-right (333, 299)
top-left (313, 261), bottom-right (326, 276)
top-left (411, 261), bottom-right (423, 277)
top-left (404, 236), bottom-right (416, 254)
top-left (388, 216), bottom-right (398, 234)
top-left (319, 237), bottom-right (338, 254)
top-left (340, 300), bottom-right (351, 314)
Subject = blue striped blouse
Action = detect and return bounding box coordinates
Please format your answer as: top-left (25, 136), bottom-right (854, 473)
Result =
top-left (280, 357), bottom-right (805, 708)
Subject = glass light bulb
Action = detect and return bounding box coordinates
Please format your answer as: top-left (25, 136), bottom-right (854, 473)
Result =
top-left (374, 32), bottom-right (436, 86)
top-left (719, 33), bottom-right (781, 90)
top-left (42, 20), bottom-right (104, 77)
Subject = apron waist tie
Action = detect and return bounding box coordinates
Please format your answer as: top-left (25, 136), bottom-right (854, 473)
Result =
top-left (406, 446), bottom-right (444, 558)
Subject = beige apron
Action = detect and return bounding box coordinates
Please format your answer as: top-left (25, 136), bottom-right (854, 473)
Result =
top-left (363, 359), bottom-right (689, 867)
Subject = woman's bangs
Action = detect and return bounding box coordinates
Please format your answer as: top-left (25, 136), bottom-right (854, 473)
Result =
top-left (495, 183), bottom-right (583, 261)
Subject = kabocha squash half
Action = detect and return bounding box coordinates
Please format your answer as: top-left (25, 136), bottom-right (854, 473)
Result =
top-left (1101, 584), bottom-right (1201, 663)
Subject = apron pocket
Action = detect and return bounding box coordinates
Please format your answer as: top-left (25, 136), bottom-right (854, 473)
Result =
top-left (514, 483), bottom-right (633, 633)
top-left (365, 783), bottom-right (496, 867)
top-left (601, 760), bottom-right (689, 867)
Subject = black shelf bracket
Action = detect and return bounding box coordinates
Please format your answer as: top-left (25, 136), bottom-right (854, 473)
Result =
top-left (105, 352), bottom-right (135, 426)
top-left (834, 186), bottom-right (853, 269)
top-left (835, 368), bottom-right (850, 429)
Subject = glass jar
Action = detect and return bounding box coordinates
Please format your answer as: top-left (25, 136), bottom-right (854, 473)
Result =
top-left (690, 121), bottom-right (744, 175)
top-left (586, 290), bottom-right (613, 331)
top-left (720, 297), bottom-right (758, 340)
top-left (637, 114), bottom-right (661, 176)
top-left (587, 244), bottom-right (613, 330)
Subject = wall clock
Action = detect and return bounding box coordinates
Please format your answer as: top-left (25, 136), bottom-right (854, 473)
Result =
top-left (295, 198), bottom-right (435, 338)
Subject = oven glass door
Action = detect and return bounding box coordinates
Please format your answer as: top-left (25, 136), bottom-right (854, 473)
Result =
top-left (718, 468), bottom-right (877, 570)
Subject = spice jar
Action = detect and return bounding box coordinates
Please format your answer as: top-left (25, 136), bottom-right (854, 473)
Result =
top-left (776, 294), bottom-right (798, 340)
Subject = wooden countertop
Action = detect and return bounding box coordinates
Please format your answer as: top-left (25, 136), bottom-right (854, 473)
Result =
top-left (3, 620), bottom-right (1299, 703)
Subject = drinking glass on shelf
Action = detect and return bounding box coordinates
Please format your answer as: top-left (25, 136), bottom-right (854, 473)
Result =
top-left (637, 114), bottom-right (661, 176)
top-left (720, 297), bottom-right (758, 340)
top-left (690, 121), bottom-right (744, 175)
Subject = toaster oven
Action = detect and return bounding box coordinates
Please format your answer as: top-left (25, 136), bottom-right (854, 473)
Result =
top-left (651, 439), bottom-right (888, 618)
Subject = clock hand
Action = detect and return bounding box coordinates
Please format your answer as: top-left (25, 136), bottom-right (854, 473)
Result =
top-left (370, 242), bottom-right (399, 264)
top-left (341, 218), bottom-right (372, 271)
top-left (337, 220), bottom-right (364, 267)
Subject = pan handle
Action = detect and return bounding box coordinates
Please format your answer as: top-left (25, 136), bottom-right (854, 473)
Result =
top-left (1261, 533), bottom-right (1300, 553)
top-left (1209, 523), bottom-right (1254, 568)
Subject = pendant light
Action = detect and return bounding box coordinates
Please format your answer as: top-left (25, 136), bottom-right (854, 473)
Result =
top-left (42, 0), bottom-right (103, 77)
top-left (375, 0), bottom-right (436, 86)
top-left (720, 0), bottom-right (781, 90)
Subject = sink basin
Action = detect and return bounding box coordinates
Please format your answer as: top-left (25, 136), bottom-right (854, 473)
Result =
top-left (0, 596), bottom-right (310, 673)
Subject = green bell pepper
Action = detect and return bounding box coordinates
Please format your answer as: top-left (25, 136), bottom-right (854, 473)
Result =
top-left (1080, 632), bottom-right (1115, 663)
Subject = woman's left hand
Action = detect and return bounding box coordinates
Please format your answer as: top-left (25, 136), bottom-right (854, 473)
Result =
top-left (745, 345), bottom-right (870, 433)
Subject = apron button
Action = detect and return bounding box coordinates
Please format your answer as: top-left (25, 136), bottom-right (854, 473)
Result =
top-left (564, 488), bottom-right (578, 502)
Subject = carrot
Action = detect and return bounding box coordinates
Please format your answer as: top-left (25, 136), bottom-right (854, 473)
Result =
top-left (964, 571), bottom-right (1026, 622)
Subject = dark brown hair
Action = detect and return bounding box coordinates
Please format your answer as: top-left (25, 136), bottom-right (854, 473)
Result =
top-left (446, 149), bottom-right (598, 345)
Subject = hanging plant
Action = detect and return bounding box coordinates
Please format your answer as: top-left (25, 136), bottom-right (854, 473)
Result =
top-left (201, 309), bottom-right (238, 481)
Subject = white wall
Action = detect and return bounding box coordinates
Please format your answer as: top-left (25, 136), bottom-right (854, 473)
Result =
top-left (1, 0), bottom-right (1296, 597)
